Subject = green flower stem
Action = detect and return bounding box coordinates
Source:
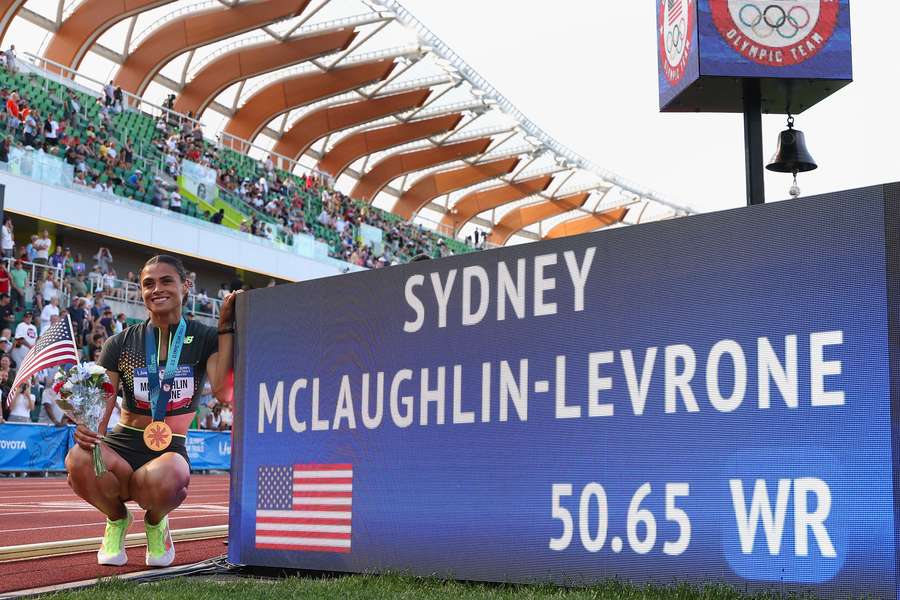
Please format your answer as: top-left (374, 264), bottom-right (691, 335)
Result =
top-left (92, 443), bottom-right (107, 477)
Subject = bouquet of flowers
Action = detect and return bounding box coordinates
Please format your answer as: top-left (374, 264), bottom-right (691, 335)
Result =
top-left (54, 362), bottom-right (115, 477)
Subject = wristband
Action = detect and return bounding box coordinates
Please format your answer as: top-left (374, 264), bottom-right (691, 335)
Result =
top-left (217, 324), bottom-right (235, 335)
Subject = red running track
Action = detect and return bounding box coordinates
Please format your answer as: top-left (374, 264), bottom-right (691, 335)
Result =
top-left (0, 474), bottom-right (230, 593)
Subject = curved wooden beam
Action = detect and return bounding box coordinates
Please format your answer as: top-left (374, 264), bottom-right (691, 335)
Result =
top-left (272, 89), bottom-right (436, 166)
top-left (113, 0), bottom-right (310, 95)
top-left (488, 192), bottom-right (592, 246)
top-left (174, 28), bottom-right (357, 116)
top-left (222, 58), bottom-right (397, 146)
top-left (317, 110), bottom-right (460, 177)
top-left (439, 175), bottom-right (554, 234)
top-left (0, 0), bottom-right (26, 48)
top-left (392, 157), bottom-right (521, 220)
top-left (350, 138), bottom-right (493, 203)
top-left (42, 0), bottom-right (174, 72)
top-left (542, 208), bottom-right (629, 240)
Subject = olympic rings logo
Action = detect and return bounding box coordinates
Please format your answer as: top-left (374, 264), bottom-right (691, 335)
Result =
top-left (738, 3), bottom-right (811, 39)
top-left (666, 20), bottom-right (686, 54)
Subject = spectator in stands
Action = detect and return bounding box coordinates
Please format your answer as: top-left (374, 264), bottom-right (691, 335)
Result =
top-left (33, 229), bottom-right (51, 270)
top-left (102, 269), bottom-right (116, 296)
top-left (25, 234), bottom-right (37, 262)
top-left (0, 260), bottom-right (9, 298)
top-left (31, 290), bottom-right (43, 314)
top-left (94, 246), bottom-right (113, 274)
top-left (6, 382), bottom-right (33, 423)
top-left (98, 307), bottom-right (115, 336)
top-left (40, 297), bottom-right (59, 333)
top-left (72, 252), bottom-right (86, 275)
top-left (125, 169), bottom-right (144, 189)
top-left (68, 296), bottom-right (87, 345)
top-left (4, 92), bottom-right (20, 135)
top-left (9, 260), bottom-right (25, 311)
top-left (169, 191), bottom-right (182, 213)
top-left (113, 87), bottom-right (124, 113)
top-left (0, 135), bottom-right (9, 163)
top-left (62, 248), bottom-right (75, 278)
top-left (41, 273), bottom-right (59, 302)
top-left (91, 291), bottom-right (109, 320)
top-left (65, 91), bottom-right (80, 123)
top-left (113, 312), bottom-right (126, 335)
top-left (210, 208), bottom-right (224, 224)
top-left (1, 218), bottom-right (13, 258)
top-left (88, 264), bottom-right (103, 292)
top-left (22, 109), bottom-right (38, 147)
top-left (13, 310), bottom-right (35, 351)
top-left (103, 81), bottom-right (115, 107)
top-left (38, 378), bottom-right (66, 426)
top-left (195, 288), bottom-right (211, 313)
top-left (204, 399), bottom-right (225, 430)
top-left (44, 114), bottom-right (59, 146)
top-left (69, 271), bottom-right (87, 297)
top-left (49, 246), bottom-right (65, 271)
top-left (4, 45), bottom-right (15, 73)
top-left (86, 331), bottom-right (105, 360)
top-left (0, 294), bottom-right (12, 332)
top-left (0, 335), bottom-right (11, 361)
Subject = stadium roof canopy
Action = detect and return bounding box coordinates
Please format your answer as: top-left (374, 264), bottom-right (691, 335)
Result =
top-left (1, 0), bottom-right (696, 245)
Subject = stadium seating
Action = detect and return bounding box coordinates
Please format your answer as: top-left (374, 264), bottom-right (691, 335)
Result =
top-left (0, 66), bottom-right (476, 265)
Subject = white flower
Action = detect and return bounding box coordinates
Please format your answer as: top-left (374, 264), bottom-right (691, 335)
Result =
top-left (87, 363), bottom-right (106, 376)
top-left (62, 381), bottom-right (74, 393)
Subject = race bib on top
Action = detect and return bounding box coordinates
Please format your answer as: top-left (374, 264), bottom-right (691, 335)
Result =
top-left (133, 365), bottom-right (195, 412)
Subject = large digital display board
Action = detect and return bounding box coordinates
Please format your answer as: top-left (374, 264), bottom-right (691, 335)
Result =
top-left (658, 0), bottom-right (853, 112)
top-left (229, 183), bottom-right (900, 598)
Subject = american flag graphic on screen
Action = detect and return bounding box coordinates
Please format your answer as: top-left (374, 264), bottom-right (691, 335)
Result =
top-left (668, 0), bottom-right (683, 24)
top-left (255, 464), bottom-right (352, 552)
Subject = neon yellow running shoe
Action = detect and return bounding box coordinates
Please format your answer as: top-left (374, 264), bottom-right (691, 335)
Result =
top-left (97, 510), bottom-right (133, 566)
top-left (144, 515), bottom-right (175, 567)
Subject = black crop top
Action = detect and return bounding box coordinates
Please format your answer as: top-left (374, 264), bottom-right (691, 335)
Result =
top-left (98, 320), bottom-right (219, 416)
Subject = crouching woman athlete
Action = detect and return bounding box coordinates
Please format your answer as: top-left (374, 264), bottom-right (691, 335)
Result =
top-left (65, 255), bottom-right (240, 567)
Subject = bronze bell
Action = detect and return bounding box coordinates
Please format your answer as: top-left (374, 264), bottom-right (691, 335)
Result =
top-left (766, 119), bottom-right (817, 174)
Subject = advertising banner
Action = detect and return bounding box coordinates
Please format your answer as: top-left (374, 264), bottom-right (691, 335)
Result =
top-left (179, 159), bottom-right (219, 204)
top-left (0, 423), bottom-right (70, 471)
top-left (658, 0), bottom-right (853, 112)
top-left (698, 0), bottom-right (852, 79)
top-left (657, 0), bottom-right (701, 111)
top-left (186, 429), bottom-right (232, 471)
top-left (229, 184), bottom-right (900, 598)
top-left (0, 425), bottom-right (232, 473)
top-left (8, 147), bottom-right (74, 188)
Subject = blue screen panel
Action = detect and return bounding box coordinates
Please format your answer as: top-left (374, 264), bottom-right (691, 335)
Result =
top-left (229, 186), bottom-right (898, 598)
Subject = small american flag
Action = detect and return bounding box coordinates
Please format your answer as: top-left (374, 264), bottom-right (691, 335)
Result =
top-left (255, 463), bottom-right (352, 553)
top-left (11, 315), bottom-right (79, 393)
top-left (668, 0), bottom-right (683, 24)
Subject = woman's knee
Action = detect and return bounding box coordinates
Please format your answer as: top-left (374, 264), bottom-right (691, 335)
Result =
top-left (131, 454), bottom-right (190, 508)
top-left (65, 446), bottom-right (93, 484)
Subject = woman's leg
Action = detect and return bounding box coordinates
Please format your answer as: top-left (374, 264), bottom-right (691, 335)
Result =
top-left (129, 452), bottom-right (190, 525)
top-left (65, 442), bottom-right (133, 519)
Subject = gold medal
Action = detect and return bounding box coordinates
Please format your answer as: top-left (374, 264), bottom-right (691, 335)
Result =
top-left (143, 421), bottom-right (173, 451)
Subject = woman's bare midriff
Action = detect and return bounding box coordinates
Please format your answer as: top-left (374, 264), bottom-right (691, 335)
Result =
top-left (119, 408), bottom-right (195, 436)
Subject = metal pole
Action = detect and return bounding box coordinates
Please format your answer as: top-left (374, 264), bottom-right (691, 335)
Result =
top-left (743, 78), bottom-right (765, 206)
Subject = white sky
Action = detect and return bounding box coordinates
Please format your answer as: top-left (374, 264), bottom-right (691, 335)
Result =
top-left (398, 1), bottom-right (899, 214)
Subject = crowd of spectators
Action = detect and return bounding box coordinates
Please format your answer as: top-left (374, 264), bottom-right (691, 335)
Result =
top-left (150, 100), bottom-right (472, 265)
top-left (0, 55), bottom-right (477, 270)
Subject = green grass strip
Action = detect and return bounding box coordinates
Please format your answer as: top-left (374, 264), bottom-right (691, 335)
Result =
top-left (44, 573), bottom-right (817, 600)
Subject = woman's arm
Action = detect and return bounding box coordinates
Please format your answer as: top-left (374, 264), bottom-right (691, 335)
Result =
top-left (206, 291), bottom-right (240, 406)
top-left (98, 371), bottom-right (119, 435)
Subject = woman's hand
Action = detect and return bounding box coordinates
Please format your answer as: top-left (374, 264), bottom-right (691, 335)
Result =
top-left (73, 423), bottom-right (102, 451)
top-left (218, 289), bottom-right (242, 328)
